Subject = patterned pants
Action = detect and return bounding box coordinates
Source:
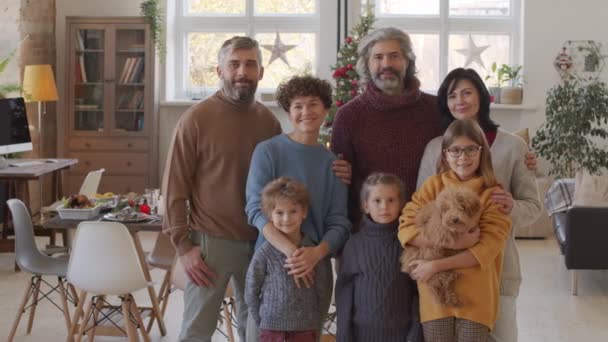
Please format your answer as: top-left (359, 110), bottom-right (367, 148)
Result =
top-left (422, 317), bottom-right (489, 342)
top-left (259, 329), bottom-right (317, 342)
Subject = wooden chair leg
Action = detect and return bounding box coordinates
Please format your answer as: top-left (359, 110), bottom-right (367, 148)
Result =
top-left (146, 270), bottom-right (170, 333)
top-left (87, 296), bottom-right (104, 342)
top-left (7, 277), bottom-right (35, 342)
top-left (223, 298), bottom-right (235, 342)
top-left (26, 276), bottom-right (42, 333)
top-left (67, 290), bottom-right (87, 342)
top-left (130, 295), bottom-right (150, 342)
top-left (571, 270), bottom-right (579, 296)
top-left (76, 297), bottom-right (94, 342)
top-left (57, 278), bottom-right (72, 334)
top-left (122, 296), bottom-right (139, 342)
top-left (68, 283), bottom-right (79, 307)
top-left (159, 270), bottom-right (172, 316)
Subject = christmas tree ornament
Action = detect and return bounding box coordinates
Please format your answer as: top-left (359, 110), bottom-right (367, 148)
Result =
top-left (455, 34), bottom-right (490, 69)
top-left (261, 32), bottom-right (297, 66)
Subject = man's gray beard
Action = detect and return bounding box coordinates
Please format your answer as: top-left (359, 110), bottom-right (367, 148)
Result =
top-left (221, 79), bottom-right (257, 102)
top-left (372, 76), bottom-right (404, 96)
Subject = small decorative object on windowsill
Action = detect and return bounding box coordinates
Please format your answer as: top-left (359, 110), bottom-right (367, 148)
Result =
top-left (485, 62), bottom-right (504, 103)
top-left (498, 64), bottom-right (523, 105)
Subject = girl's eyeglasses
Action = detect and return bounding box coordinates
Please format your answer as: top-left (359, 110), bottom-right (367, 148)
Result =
top-left (444, 145), bottom-right (482, 158)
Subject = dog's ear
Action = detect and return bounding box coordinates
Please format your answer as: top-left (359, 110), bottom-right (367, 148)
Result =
top-left (463, 195), bottom-right (482, 217)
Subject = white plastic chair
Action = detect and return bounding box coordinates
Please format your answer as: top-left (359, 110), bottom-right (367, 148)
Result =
top-left (66, 221), bottom-right (150, 342)
top-left (6, 199), bottom-right (75, 342)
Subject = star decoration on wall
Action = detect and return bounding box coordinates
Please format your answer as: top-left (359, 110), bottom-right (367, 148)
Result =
top-left (261, 32), bottom-right (297, 66)
top-left (455, 35), bottom-right (490, 69)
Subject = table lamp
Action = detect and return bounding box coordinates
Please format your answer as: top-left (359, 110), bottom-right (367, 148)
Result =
top-left (22, 64), bottom-right (59, 223)
top-left (22, 64), bottom-right (59, 159)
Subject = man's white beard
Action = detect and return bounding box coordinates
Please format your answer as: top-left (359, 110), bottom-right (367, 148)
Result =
top-left (372, 76), bottom-right (403, 95)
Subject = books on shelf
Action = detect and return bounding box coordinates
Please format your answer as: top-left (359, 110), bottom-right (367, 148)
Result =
top-left (76, 30), bottom-right (85, 50)
top-left (119, 57), bottom-right (145, 84)
top-left (75, 104), bottom-right (100, 110)
top-left (79, 55), bottom-right (87, 82)
top-left (117, 89), bottom-right (145, 110)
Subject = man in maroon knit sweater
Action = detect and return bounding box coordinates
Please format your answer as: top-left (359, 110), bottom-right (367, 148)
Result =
top-left (331, 27), bottom-right (443, 230)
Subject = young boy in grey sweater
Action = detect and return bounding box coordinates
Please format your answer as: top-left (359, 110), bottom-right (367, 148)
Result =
top-left (245, 177), bottom-right (330, 342)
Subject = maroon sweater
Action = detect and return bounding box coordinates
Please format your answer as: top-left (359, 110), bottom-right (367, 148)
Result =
top-left (331, 80), bottom-right (442, 229)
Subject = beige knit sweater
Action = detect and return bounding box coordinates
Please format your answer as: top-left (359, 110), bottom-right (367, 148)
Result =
top-left (416, 129), bottom-right (541, 297)
top-left (163, 91), bottom-right (281, 255)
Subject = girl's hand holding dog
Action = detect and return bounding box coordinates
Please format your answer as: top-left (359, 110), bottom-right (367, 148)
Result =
top-left (409, 259), bottom-right (439, 282)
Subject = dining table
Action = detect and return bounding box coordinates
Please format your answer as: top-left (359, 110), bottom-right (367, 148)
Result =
top-left (42, 213), bottom-right (167, 338)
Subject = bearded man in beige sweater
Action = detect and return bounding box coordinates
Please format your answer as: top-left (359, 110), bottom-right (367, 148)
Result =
top-left (163, 36), bottom-right (281, 342)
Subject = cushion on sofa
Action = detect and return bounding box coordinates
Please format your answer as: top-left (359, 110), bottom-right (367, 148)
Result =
top-left (574, 171), bottom-right (608, 207)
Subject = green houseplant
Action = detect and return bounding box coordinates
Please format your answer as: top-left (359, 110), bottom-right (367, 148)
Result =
top-left (532, 79), bottom-right (608, 178)
top-left (498, 64), bottom-right (523, 104)
top-left (140, 0), bottom-right (165, 62)
top-left (0, 48), bottom-right (21, 98)
top-left (485, 62), bottom-right (505, 103)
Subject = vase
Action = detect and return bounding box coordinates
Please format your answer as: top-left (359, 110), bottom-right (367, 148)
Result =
top-left (488, 86), bottom-right (501, 104)
top-left (500, 86), bottom-right (523, 105)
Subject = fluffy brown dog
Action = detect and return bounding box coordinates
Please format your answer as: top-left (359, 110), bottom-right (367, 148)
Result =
top-left (400, 186), bottom-right (482, 307)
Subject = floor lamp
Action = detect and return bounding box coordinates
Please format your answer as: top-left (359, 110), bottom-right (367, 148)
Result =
top-left (22, 64), bottom-right (58, 222)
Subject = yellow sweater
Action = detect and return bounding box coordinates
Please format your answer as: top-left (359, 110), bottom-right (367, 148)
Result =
top-left (398, 171), bottom-right (512, 329)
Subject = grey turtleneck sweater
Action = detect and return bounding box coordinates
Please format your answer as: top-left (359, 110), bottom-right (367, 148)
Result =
top-left (245, 238), bottom-right (330, 331)
top-left (336, 215), bottom-right (418, 342)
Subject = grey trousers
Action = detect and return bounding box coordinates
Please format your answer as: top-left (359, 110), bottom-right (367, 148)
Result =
top-left (489, 295), bottom-right (518, 342)
top-left (178, 231), bottom-right (255, 342)
top-left (246, 258), bottom-right (334, 342)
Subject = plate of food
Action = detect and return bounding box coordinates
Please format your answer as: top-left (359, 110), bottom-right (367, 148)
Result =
top-left (103, 211), bottom-right (152, 223)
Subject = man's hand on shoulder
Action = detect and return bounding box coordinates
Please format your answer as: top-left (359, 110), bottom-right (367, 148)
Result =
top-left (180, 246), bottom-right (217, 287)
top-left (332, 154), bottom-right (352, 185)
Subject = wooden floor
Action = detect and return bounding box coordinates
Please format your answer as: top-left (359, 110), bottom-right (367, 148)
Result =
top-left (1, 233), bottom-right (607, 341)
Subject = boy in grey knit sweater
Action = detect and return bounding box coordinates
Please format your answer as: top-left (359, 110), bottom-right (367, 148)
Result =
top-left (245, 177), bottom-right (330, 342)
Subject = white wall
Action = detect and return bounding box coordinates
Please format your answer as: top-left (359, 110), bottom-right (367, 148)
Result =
top-left (0, 0), bottom-right (21, 87)
top-left (55, 0), bottom-right (608, 180)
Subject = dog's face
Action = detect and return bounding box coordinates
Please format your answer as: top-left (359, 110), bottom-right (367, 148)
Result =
top-left (437, 187), bottom-right (482, 234)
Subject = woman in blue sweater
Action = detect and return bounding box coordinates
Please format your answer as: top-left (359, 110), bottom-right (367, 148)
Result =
top-left (245, 75), bottom-right (351, 341)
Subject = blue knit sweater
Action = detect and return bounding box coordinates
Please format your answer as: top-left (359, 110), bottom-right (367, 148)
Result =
top-left (336, 215), bottom-right (418, 342)
top-left (245, 134), bottom-right (351, 253)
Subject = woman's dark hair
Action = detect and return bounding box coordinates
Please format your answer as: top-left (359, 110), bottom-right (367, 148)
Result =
top-left (437, 68), bottom-right (499, 132)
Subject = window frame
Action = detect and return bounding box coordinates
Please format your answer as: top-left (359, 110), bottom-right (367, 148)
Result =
top-left (166, 0), bottom-right (337, 101)
top-left (357, 0), bottom-right (522, 92)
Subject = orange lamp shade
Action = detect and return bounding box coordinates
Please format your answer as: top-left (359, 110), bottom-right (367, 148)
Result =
top-left (22, 64), bottom-right (59, 102)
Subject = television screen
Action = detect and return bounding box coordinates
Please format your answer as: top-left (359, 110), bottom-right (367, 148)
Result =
top-left (0, 97), bottom-right (33, 155)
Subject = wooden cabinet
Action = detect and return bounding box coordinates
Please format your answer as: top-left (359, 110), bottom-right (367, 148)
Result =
top-left (63, 17), bottom-right (158, 195)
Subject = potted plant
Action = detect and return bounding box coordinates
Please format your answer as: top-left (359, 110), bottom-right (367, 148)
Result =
top-left (532, 78), bottom-right (608, 178)
top-left (498, 64), bottom-right (523, 104)
top-left (485, 62), bottom-right (504, 103)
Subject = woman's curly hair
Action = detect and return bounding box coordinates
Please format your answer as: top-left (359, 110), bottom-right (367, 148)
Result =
top-left (275, 75), bottom-right (333, 112)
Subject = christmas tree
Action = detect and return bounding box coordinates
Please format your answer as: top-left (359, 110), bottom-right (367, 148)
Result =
top-left (319, 8), bottom-right (375, 145)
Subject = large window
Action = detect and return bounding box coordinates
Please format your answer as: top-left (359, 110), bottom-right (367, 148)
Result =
top-left (166, 0), bottom-right (337, 101)
top-left (364, 0), bottom-right (521, 91)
